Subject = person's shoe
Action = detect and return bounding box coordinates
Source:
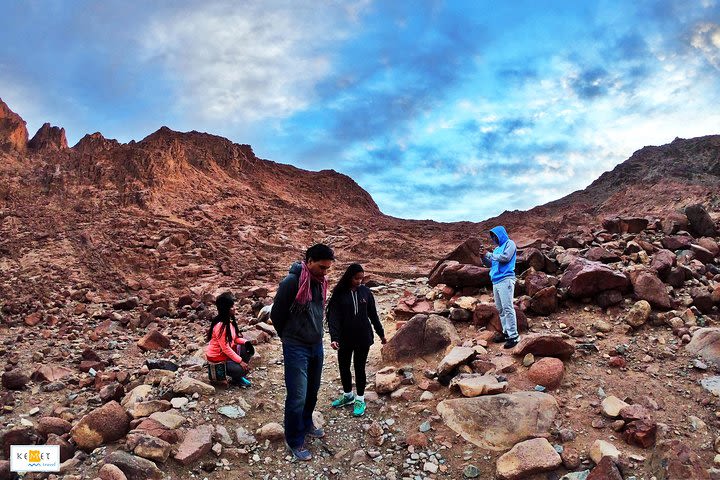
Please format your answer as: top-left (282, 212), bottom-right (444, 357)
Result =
top-left (503, 337), bottom-right (519, 349)
top-left (237, 376), bottom-right (252, 388)
top-left (492, 332), bottom-right (508, 343)
top-left (287, 443), bottom-right (312, 461)
top-left (331, 393), bottom-right (355, 408)
top-left (306, 426), bottom-right (325, 438)
top-left (352, 399), bottom-right (366, 417)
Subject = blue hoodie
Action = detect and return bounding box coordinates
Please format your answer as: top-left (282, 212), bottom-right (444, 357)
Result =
top-left (482, 226), bottom-right (517, 283)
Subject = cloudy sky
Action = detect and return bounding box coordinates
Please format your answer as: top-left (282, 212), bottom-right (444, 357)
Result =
top-left (1, 1), bottom-right (719, 221)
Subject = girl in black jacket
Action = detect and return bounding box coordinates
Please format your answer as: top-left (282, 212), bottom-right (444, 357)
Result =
top-left (327, 263), bottom-right (386, 416)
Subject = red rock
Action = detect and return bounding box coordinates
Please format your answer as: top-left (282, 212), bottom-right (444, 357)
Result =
top-left (0, 98), bottom-right (29, 153)
top-left (587, 455), bottom-right (623, 480)
top-left (596, 290), bottom-right (624, 308)
top-left (439, 263), bottom-right (492, 289)
top-left (98, 463), bottom-right (128, 480)
top-left (529, 286), bottom-right (557, 316)
top-left (661, 212), bottom-right (688, 235)
top-left (513, 334), bottom-right (575, 360)
top-left (137, 329), bottom-right (170, 351)
top-left (37, 417), bottom-right (72, 437)
top-left (406, 432), bottom-right (429, 448)
top-left (631, 272), bottom-right (671, 309)
top-left (24, 312), bottom-right (43, 326)
top-left (80, 360), bottom-right (106, 372)
top-left (381, 314), bottom-right (459, 363)
top-left (1, 427), bottom-right (37, 458)
top-left (690, 244), bottom-right (715, 263)
top-left (100, 382), bottom-right (126, 403)
top-left (104, 451), bottom-right (162, 480)
top-left (1, 370), bottom-right (29, 390)
top-left (31, 365), bottom-right (74, 382)
top-left (71, 400), bottom-right (130, 450)
top-left (46, 432), bottom-right (75, 463)
top-left (651, 249), bottom-right (676, 276)
top-left (586, 247), bottom-right (621, 263)
top-left (241, 328), bottom-right (270, 344)
top-left (685, 204), bottom-right (717, 237)
top-left (28, 122), bottom-right (68, 150)
top-left (516, 248), bottom-right (546, 273)
top-left (697, 237), bottom-right (720, 257)
top-left (649, 439), bottom-right (710, 479)
top-left (527, 357), bottom-right (564, 390)
top-left (661, 235), bottom-right (692, 250)
top-left (608, 356), bottom-right (626, 368)
top-left (602, 217), bottom-right (648, 234)
top-left (560, 259), bottom-right (629, 298)
top-left (132, 418), bottom-right (180, 444)
top-left (525, 271), bottom-right (552, 297)
top-left (622, 419), bottom-right (657, 448)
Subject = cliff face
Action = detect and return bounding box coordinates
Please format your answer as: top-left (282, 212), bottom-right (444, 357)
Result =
top-left (0, 97), bottom-right (28, 153)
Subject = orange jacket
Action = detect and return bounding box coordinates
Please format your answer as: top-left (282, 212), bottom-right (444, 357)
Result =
top-left (206, 322), bottom-right (246, 364)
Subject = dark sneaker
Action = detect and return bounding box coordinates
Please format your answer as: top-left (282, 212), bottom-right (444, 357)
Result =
top-left (287, 443), bottom-right (312, 461)
top-left (331, 393), bottom-right (355, 408)
top-left (306, 426), bottom-right (325, 438)
top-left (492, 332), bottom-right (508, 343)
top-left (503, 337), bottom-right (519, 349)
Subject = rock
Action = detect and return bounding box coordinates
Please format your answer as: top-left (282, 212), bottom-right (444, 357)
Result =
top-left (145, 359), bottom-right (179, 372)
top-left (375, 367), bottom-right (403, 394)
top-left (28, 122), bottom-right (68, 150)
top-left (593, 320), bottom-right (613, 333)
top-left (113, 297), bottom-right (139, 310)
top-left (1, 370), bottom-right (29, 390)
top-left (439, 263), bottom-right (492, 288)
top-left (174, 425), bottom-right (213, 465)
top-left (100, 383), bottom-right (126, 403)
top-left (662, 234), bottom-right (693, 250)
top-left (561, 448), bottom-right (581, 470)
top-left (24, 312), bottom-right (43, 326)
top-left (350, 449), bottom-right (367, 465)
top-left (450, 373), bottom-right (508, 397)
top-left (513, 334), bottom-right (575, 360)
top-left (651, 249), bottom-right (677, 276)
top-left (623, 420), bottom-right (657, 448)
top-left (436, 391), bottom-right (559, 451)
top-left (218, 405), bottom-right (245, 419)
top-left (496, 437), bottom-right (562, 480)
top-left (586, 456), bottom-right (622, 480)
top-left (98, 463), bottom-right (128, 480)
top-left (702, 377), bottom-right (720, 396)
top-left (255, 422), bottom-right (284, 442)
top-left (381, 314), bottom-right (460, 363)
top-left (530, 286), bottom-right (558, 315)
top-left (173, 376), bottom-right (215, 396)
top-left (631, 272), bottom-right (671, 309)
top-left (131, 400), bottom-right (172, 419)
top-left (686, 328), bottom-right (720, 367)
top-left (71, 400), bottom-right (130, 450)
top-left (661, 212), bottom-right (689, 235)
top-left (595, 290), bottom-right (624, 308)
top-left (691, 244), bottom-right (716, 263)
top-left (437, 346), bottom-right (476, 376)
top-left (601, 396), bottom-right (630, 418)
top-left (132, 418), bottom-right (180, 444)
top-left (148, 411), bottom-right (186, 429)
top-left (649, 439), bottom-right (710, 480)
top-left (559, 259), bottom-right (629, 298)
top-left (586, 246), bottom-right (621, 263)
top-left (130, 434), bottom-right (172, 463)
top-left (527, 357), bottom-right (564, 390)
top-left (137, 330), bottom-right (170, 351)
top-left (463, 464), bottom-right (481, 478)
top-left (121, 384), bottom-right (153, 410)
top-left (406, 432), bottom-right (429, 448)
top-left (0, 98), bottom-right (29, 152)
top-left (589, 439), bottom-right (620, 464)
top-left (625, 300), bottom-right (651, 327)
top-left (522, 353), bottom-right (535, 367)
top-left (428, 238), bottom-right (486, 285)
top-left (31, 365), bottom-right (74, 382)
top-left (104, 451), bottom-right (162, 480)
top-left (235, 427), bottom-right (257, 446)
top-left (686, 204), bottom-right (717, 237)
top-left (37, 417), bottom-right (72, 437)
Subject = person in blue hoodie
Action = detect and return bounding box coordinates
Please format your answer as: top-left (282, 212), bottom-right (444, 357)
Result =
top-left (481, 226), bottom-right (519, 348)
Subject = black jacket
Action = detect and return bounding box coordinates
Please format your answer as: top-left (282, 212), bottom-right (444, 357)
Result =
top-left (271, 262), bottom-right (325, 345)
top-left (327, 285), bottom-right (384, 348)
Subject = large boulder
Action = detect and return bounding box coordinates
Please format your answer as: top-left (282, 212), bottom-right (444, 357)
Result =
top-left (651, 249), bottom-right (676, 276)
top-left (71, 401), bottom-right (130, 450)
top-left (649, 439), bottom-right (710, 480)
top-left (527, 357), bottom-right (564, 390)
top-left (512, 334), bottom-right (575, 360)
top-left (381, 314), bottom-right (459, 363)
top-left (559, 259), bottom-right (629, 298)
top-left (529, 286), bottom-right (558, 316)
top-left (602, 217), bottom-right (649, 234)
top-left (631, 272), bottom-right (671, 309)
top-left (103, 451), bottom-right (163, 480)
top-left (428, 238), bottom-right (486, 285)
top-left (686, 328), bottom-right (720, 367)
top-left (174, 425), bottom-right (213, 465)
top-left (661, 212), bottom-right (688, 235)
top-left (436, 391), bottom-right (559, 451)
top-left (438, 263), bottom-right (492, 289)
top-left (516, 248), bottom-right (546, 273)
top-left (586, 247), bottom-right (621, 264)
top-left (496, 437), bottom-right (562, 480)
top-left (662, 235), bottom-right (693, 250)
top-left (685, 204), bottom-right (717, 237)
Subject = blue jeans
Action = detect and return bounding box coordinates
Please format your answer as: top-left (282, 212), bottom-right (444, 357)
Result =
top-left (493, 277), bottom-right (518, 340)
top-left (282, 341), bottom-right (324, 448)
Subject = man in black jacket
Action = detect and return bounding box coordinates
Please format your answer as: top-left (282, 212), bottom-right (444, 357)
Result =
top-left (271, 244), bottom-right (334, 461)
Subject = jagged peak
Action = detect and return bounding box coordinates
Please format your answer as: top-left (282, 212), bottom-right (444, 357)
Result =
top-left (28, 122), bottom-right (68, 151)
top-left (73, 132), bottom-right (120, 153)
top-left (0, 97), bottom-right (29, 153)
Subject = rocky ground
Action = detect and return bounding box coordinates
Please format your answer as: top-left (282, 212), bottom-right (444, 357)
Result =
top-left (2, 206), bottom-right (720, 480)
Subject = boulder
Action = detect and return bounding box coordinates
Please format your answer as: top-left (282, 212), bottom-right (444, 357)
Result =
top-left (375, 367), bottom-right (403, 394)
top-left (174, 425), bottom-right (213, 465)
top-left (527, 357), bottom-right (564, 390)
top-left (71, 401), bottom-right (130, 450)
top-left (690, 244), bottom-right (715, 264)
top-left (662, 235), bottom-right (693, 251)
top-left (625, 300), bottom-right (651, 327)
top-left (516, 247), bottom-right (546, 273)
top-left (602, 217), bottom-right (648, 234)
top-left (393, 292), bottom-right (436, 321)
top-left (651, 249), bottom-right (676, 276)
top-left (127, 433), bottom-right (172, 463)
top-left (131, 418), bottom-right (180, 444)
top-left (137, 330), bottom-right (170, 351)
top-left (428, 238), bottom-right (486, 285)
top-left (439, 263), bottom-right (492, 289)
top-left (381, 314), bottom-right (459, 363)
top-left (104, 451), bottom-right (162, 480)
top-left (172, 376), bottom-right (215, 396)
top-left (686, 328), bottom-right (720, 367)
top-left (37, 417), bottom-right (73, 437)
top-left (586, 247), bottom-right (621, 263)
top-left (1, 370), bottom-right (29, 390)
top-left (649, 439), bottom-right (710, 480)
top-left (601, 396), bottom-right (630, 418)
top-left (513, 334), bottom-right (575, 360)
top-left (437, 347), bottom-right (476, 377)
top-left (529, 286), bottom-right (558, 316)
top-left (685, 204), bottom-right (717, 237)
top-left (661, 212), bottom-right (688, 235)
top-left (560, 259), bottom-right (629, 298)
top-left (496, 437), bottom-right (562, 480)
top-left (98, 463), bottom-right (128, 480)
top-left (31, 365), bottom-right (74, 383)
top-left (436, 391), bottom-right (559, 451)
top-left (587, 456), bottom-right (623, 480)
top-left (698, 237), bottom-right (720, 257)
top-left (589, 439), bottom-right (620, 464)
top-left (631, 272), bottom-right (671, 309)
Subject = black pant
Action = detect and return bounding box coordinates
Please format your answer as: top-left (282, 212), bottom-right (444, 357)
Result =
top-left (337, 344), bottom-right (370, 396)
top-left (226, 344), bottom-right (253, 385)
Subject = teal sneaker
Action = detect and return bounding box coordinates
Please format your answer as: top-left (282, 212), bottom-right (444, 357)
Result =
top-left (331, 393), bottom-right (354, 408)
top-left (236, 376), bottom-right (252, 388)
top-left (352, 399), bottom-right (366, 417)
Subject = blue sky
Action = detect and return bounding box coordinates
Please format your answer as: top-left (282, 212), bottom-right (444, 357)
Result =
top-left (1, 0), bottom-right (719, 221)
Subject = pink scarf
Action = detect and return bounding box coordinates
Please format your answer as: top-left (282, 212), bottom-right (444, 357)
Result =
top-left (295, 261), bottom-right (328, 306)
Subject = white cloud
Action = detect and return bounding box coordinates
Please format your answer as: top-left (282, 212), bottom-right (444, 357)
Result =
top-left (140, 1), bottom-right (368, 124)
top-left (691, 22), bottom-right (720, 69)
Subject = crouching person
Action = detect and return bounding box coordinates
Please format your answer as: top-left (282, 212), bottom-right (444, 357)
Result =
top-left (205, 292), bottom-right (253, 387)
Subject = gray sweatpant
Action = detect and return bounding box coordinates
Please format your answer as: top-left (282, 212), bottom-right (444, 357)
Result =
top-left (493, 277), bottom-right (518, 340)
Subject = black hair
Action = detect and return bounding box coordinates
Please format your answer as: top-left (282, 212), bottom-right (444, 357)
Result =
top-left (205, 292), bottom-right (240, 345)
top-left (490, 231), bottom-right (499, 244)
top-left (305, 243), bottom-right (335, 262)
top-left (327, 263), bottom-right (364, 312)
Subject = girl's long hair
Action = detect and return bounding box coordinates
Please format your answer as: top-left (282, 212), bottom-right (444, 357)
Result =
top-left (206, 292), bottom-right (240, 345)
top-left (326, 263), bottom-right (364, 313)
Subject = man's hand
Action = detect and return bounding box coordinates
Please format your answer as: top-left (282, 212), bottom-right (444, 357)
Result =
top-left (330, 341), bottom-right (339, 350)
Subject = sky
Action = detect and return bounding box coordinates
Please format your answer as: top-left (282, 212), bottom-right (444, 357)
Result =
top-left (1, 0), bottom-right (719, 222)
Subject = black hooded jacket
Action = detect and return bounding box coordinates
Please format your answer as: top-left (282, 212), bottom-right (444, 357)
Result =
top-left (327, 285), bottom-right (384, 348)
top-left (271, 262), bottom-right (325, 345)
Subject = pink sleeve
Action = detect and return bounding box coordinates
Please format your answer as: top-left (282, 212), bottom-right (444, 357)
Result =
top-left (214, 324), bottom-right (244, 364)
